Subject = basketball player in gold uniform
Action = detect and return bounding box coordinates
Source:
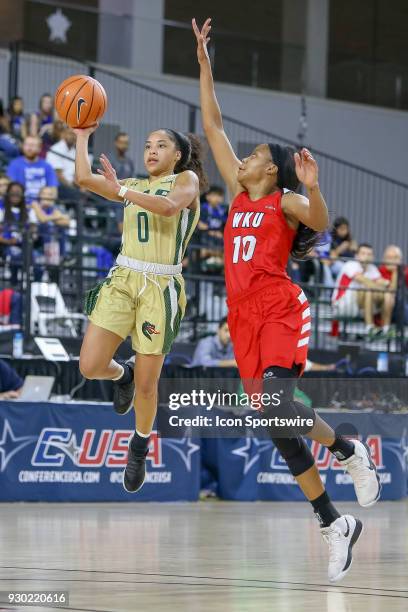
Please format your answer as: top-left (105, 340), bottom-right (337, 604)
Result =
top-left (74, 124), bottom-right (206, 493)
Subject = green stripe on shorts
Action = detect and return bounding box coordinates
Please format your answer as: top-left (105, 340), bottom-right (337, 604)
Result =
top-left (163, 278), bottom-right (183, 353)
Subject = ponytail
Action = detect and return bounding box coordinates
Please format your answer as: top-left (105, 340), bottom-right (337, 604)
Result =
top-left (291, 224), bottom-right (325, 260)
top-left (268, 142), bottom-right (323, 259)
top-left (164, 129), bottom-right (208, 192)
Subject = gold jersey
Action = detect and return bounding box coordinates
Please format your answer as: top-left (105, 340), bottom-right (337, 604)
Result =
top-left (120, 174), bottom-right (199, 265)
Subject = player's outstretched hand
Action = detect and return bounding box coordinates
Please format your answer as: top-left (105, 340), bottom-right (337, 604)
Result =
top-left (192, 17), bottom-right (211, 64)
top-left (294, 148), bottom-right (319, 190)
top-left (73, 123), bottom-right (99, 137)
top-left (97, 154), bottom-right (121, 193)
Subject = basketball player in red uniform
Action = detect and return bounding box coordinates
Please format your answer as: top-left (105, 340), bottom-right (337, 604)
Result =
top-left (193, 18), bottom-right (381, 583)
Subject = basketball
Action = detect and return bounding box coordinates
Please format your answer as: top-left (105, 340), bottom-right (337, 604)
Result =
top-left (54, 74), bottom-right (107, 128)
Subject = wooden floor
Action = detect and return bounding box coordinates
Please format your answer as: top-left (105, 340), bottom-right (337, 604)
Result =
top-left (0, 501), bottom-right (407, 612)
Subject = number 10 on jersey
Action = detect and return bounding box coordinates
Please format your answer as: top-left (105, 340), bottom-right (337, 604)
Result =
top-left (232, 235), bottom-right (257, 263)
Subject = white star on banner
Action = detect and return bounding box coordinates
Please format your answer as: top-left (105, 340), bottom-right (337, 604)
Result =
top-left (232, 437), bottom-right (273, 475)
top-left (46, 9), bottom-right (71, 44)
top-left (0, 419), bottom-right (37, 472)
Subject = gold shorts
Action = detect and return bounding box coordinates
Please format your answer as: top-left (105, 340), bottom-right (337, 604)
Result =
top-left (88, 266), bottom-right (186, 354)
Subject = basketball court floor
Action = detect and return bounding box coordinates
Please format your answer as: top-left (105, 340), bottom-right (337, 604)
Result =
top-left (0, 501), bottom-right (407, 612)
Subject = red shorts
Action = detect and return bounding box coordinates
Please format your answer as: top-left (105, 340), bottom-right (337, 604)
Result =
top-left (227, 280), bottom-right (311, 391)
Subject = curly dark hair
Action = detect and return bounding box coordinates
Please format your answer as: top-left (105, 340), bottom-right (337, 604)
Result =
top-left (4, 181), bottom-right (27, 225)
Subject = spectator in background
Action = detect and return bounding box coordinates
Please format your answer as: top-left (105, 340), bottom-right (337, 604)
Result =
top-left (0, 181), bottom-right (36, 284)
top-left (379, 244), bottom-right (408, 325)
top-left (109, 132), bottom-right (135, 179)
top-left (0, 174), bottom-right (10, 207)
top-left (332, 243), bottom-right (395, 341)
top-left (29, 93), bottom-right (54, 138)
top-left (198, 185), bottom-right (227, 271)
top-left (31, 186), bottom-right (70, 282)
top-left (199, 185), bottom-right (227, 236)
top-left (7, 135), bottom-right (58, 203)
top-left (0, 100), bottom-right (20, 163)
top-left (46, 126), bottom-right (79, 200)
top-left (0, 181), bottom-right (31, 227)
top-left (31, 186), bottom-right (70, 231)
top-left (191, 317), bottom-right (237, 367)
top-left (101, 132), bottom-right (134, 243)
top-left (0, 359), bottom-right (23, 400)
top-left (330, 216), bottom-right (357, 278)
top-left (0, 99), bottom-right (9, 134)
top-left (40, 119), bottom-right (65, 157)
top-left (7, 96), bottom-right (28, 142)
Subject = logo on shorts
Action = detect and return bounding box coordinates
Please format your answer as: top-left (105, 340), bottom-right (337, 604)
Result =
top-left (142, 321), bottom-right (160, 341)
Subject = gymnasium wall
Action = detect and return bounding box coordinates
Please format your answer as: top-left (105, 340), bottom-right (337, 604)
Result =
top-left (133, 71), bottom-right (408, 187)
top-left (6, 49), bottom-right (408, 186)
top-left (1, 50), bottom-right (407, 256)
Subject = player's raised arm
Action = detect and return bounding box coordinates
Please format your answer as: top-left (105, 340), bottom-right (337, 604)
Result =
top-left (74, 125), bottom-right (122, 201)
top-left (192, 18), bottom-right (241, 196)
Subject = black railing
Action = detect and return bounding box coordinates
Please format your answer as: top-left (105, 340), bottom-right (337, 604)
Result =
top-left (0, 196), bottom-right (406, 355)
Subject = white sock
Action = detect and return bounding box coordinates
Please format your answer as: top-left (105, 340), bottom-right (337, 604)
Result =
top-left (365, 324), bottom-right (374, 333)
top-left (383, 325), bottom-right (390, 333)
top-left (136, 429), bottom-right (150, 438)
top-left (112, 364), bottom-right (124, 381)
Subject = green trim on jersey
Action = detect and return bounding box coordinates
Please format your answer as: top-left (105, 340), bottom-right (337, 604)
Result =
top-left (181, 208), bottom-right (197, 258)
top-left (173, 213), bottom-right (184, 265)
top-left (121, 174), bottom-right (199, 265)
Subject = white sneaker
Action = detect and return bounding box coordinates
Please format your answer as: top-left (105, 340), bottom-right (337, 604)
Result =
top-left (321, 515), bottom-right (363, 583)
top-left (338, 440), bottom-right (381, 507)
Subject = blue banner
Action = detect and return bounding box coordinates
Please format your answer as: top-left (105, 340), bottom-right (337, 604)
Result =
top-left (1, 403), bottom-right (406, 502)
top-left (0, 402), bottom-right (200, 502)
top-left (201, 411), bottom-right (408, 501)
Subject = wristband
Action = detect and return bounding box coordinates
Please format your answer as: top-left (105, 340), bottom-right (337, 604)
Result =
top-left (118, 185), bottom-right (128, 199)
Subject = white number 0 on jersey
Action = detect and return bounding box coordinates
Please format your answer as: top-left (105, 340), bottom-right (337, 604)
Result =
top-left (232, 235), bottom-right (257, 263)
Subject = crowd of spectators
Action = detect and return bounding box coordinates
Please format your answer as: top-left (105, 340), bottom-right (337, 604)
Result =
top-left (0, 93), bottom-right (139, 287)
top-left (0, 92), bottom-right (407, 343)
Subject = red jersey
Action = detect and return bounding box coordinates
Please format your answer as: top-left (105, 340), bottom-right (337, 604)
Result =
top-left (224, 190), bottom-right (296, 300)
top-left (379, 264), bottom-right (408, 287)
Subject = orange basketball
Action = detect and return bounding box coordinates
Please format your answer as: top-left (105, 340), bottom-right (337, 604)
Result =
top-left (55, 74), bottom-right (107, 129)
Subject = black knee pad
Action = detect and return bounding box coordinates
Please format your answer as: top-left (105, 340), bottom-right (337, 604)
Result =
top-left (262, 366), bottom-right (316, 435)
top-left (271, 436), bottom-right (315, 477)
top-left (263, 365), bottom-right (298, 400)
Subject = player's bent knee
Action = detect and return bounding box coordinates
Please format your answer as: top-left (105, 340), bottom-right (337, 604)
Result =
top-left (79, 358), bottom-right (105, 380)
top-left (271, 437), bottom-right (315, 477)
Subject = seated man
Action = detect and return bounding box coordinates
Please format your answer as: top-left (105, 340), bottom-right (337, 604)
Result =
top-left (191, 317), bottom-right (237, 367)
top-left (46, 126), bottom-right (79, 200)
top-left (108, 132), bottom-right (135, 180)
top-left (332, 243), bottom-right (394, 341)
top-left (379, 244), bottom-right (408, 326)
top-left (0, 358), bottom-right (23, 399)
top-left (7, 135), bottom-right (58, 203)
